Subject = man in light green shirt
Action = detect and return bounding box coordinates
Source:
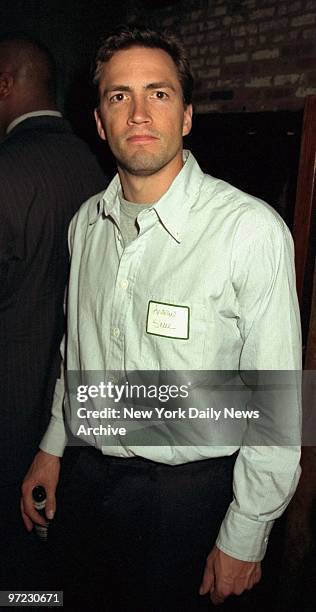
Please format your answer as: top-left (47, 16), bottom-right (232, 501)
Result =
top-left (21, 25), bottom-right (301, 610)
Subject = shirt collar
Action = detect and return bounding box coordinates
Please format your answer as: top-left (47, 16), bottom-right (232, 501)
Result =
top-left (6, 110), bottom-right (62, 134)
top-left (153, 150), bottom-right (204, 242)
top-left (95, 150), bottom-right (204, 242)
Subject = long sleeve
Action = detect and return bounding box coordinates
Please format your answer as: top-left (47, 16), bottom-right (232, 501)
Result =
top-left (38, 206), bottom-right (86, 457)
top-left (216, 205), bottom-right (301, 561)
top-left (39, 340), bottom-right (67, 457)
top-left (39, 209), bottom-right (82, 457)
top-left (0, 180), bottom-right (26, 305)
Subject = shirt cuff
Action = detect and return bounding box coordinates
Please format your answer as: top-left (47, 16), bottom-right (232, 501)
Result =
top-left (40, 418), bottom-right (67, 457)
top-left (216, 507), bottom-right (274, 561)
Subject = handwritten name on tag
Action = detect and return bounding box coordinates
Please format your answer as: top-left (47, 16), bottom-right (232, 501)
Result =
top-left (146, 301), bottom-right (189, 339)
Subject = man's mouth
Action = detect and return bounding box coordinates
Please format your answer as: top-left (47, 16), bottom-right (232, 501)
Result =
top-left (126, 134), bottom-right (159, 144)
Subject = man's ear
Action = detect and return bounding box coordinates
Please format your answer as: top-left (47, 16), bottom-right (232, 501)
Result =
top-left (182, 103), bottom-right (193, 137)
top-left (94, 108), bottom-right (107, 141)
top-left (0, 72), bottom-right (14, 99)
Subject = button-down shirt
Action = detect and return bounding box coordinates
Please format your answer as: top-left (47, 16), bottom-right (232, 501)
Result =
top-left (41, 151), bottom-right (301, 561)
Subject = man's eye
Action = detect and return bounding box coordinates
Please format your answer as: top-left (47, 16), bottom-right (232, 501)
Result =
top-left (109, 93), bottom-right (126, 103)
top-left (152, 91), bottom-right (168, 99)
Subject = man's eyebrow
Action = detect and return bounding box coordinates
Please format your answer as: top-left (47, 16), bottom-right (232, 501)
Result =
top-left (102, 85), bottom-right (132, 94)
top-left (144, 81), bottom-right (176, 92)
top-left (102, 82), bottom-right (177, 95)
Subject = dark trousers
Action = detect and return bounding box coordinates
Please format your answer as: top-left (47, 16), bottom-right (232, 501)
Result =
top-left (0, 483), bottom-right (52, 593)
top-left (50, 446), bottom-right (236, 612)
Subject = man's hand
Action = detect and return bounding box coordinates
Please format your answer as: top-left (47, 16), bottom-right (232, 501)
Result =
top-left (21, 450), bottom-right (60, 532)
top-left (199, 545), bottom-right (261, 605)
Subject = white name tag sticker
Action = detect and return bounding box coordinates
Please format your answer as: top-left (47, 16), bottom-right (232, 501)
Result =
top-left (146, 301), bottom-right (190, 339)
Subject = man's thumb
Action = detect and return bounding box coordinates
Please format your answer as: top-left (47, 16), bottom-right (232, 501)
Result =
top-left (45, 491), bottom-right (56, 520)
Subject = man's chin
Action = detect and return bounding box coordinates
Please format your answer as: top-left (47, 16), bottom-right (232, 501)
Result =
top-left (117, 152), bottom-right (168, 177)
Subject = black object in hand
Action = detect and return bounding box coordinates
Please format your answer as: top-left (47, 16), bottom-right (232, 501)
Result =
top-left (32, 485), bottom-right (49, 541)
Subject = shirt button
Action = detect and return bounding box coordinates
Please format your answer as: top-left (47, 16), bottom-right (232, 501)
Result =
top-left (113, 327), bottom-right (120, 338)
top-left (121, 279), bottom-right (129, 289)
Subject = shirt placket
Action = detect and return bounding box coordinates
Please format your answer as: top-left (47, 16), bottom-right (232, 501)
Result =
top-left (107, 209), bottom-right (157, 371)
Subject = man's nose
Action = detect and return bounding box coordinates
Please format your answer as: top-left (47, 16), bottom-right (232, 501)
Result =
top-left (127, 96), bottom-right (151, 125)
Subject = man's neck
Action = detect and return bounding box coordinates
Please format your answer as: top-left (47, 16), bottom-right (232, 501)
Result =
top-left (118, 153), bottom-right (184, 204)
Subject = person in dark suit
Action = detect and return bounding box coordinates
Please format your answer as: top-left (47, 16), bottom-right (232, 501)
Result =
top-left (0, 34), bottom-right (106, 589)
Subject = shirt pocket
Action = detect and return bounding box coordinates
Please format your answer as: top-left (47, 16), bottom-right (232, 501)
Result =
top-left (144, 300), bottom-right (208, 370)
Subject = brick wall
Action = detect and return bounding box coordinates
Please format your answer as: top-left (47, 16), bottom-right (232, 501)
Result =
top-left (140, 0), bottom-right (316, 112)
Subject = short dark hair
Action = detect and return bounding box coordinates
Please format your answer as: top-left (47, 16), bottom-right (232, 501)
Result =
top-left (93, 25), bottom-right (194, 106)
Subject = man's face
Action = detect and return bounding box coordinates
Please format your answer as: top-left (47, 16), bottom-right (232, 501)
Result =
top-left (94, 46), bottom-right (192, 177)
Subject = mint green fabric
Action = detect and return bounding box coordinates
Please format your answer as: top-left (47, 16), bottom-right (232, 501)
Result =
top-left (41, 151), bottom-right (301, 562)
